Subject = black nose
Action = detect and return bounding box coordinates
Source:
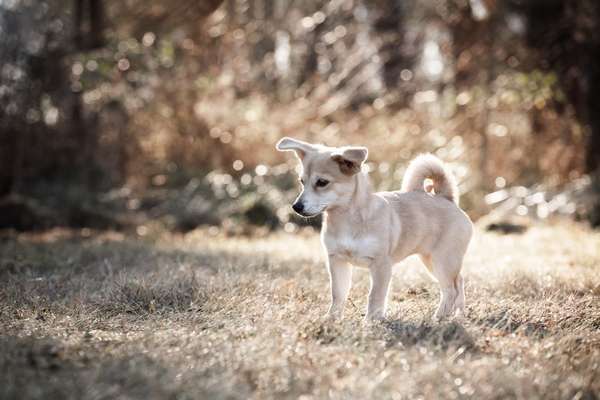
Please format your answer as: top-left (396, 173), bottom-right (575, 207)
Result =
top-left (292, 202), bottom-right (304, 214)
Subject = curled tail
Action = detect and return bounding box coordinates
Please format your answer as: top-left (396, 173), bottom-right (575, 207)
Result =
top-left (400, 153), bottom-right (459, 204)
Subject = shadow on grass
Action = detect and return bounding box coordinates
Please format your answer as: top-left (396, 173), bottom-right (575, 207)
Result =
top-left (0, 231), bottom-right (309, 318)
top-left (0, 334), bottom-right (217, 400)
top-left (300, 318), bottom-right (476, 353)
top-left (382, 320), bottom-right (476, 351)
top-left (0, 234), bottom-right (263, 278)
top-left (475, 309), bottom-right (550, 338)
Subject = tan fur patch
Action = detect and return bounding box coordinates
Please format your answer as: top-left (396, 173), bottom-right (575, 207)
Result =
top-left (332, 155), bottom-right (360, 175)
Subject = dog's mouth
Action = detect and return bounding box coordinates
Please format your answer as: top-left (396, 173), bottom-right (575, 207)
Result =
top-left (298, 212), bottom-right (320, 218)
top-left (294, 207), bottom-right (326, 218)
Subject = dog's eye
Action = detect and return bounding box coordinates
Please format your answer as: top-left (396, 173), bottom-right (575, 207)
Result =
top-left (300, 178), bottom-right (305, 185)
top-left (315, 178), bottom-right (329, 188)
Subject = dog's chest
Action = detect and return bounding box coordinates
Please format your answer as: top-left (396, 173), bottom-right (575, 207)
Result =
top-left (326, 232), bottom-right (378, 266)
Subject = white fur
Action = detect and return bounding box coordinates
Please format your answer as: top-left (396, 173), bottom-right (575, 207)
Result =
top-left (276, 137), bottom-right (473, 321)
top-left (401, 153), bottom-right (459, 204)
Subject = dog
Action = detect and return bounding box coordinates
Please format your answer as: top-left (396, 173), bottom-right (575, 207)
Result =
top-left (276, 137), bottom-right (472, 321)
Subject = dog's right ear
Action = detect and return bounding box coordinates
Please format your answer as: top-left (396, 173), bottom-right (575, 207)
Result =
top-left (331, 146), bottom-right (368, 175)
top-left (276, 137), bottom-right (315, 160)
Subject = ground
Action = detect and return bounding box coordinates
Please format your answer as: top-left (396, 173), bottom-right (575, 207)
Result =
top-left (1, 222), bottom-right (599, 400)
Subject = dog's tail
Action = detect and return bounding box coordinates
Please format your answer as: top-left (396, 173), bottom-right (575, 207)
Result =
top-left (401, 153), bottom-right (459, 204)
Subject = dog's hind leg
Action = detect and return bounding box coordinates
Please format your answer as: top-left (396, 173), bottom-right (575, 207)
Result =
top-left (430, 255), bottom-right (461, 320)
top-left (454, 273), bottom-right (465, 315)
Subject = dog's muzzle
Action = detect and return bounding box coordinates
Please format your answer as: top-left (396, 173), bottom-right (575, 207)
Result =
top-left (292, 201), bottom-right (324, 217)
top-left (292, 201), bottom-right (306, 215)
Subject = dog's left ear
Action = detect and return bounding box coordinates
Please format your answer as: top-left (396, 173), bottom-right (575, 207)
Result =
top-left (276, 137), bottom-right (316, 160)
top-left (331, 146), bottom-right (368, 175)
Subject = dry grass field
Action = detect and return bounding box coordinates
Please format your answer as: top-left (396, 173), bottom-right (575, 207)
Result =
top-left (1, 223), bottom-right (599, 400)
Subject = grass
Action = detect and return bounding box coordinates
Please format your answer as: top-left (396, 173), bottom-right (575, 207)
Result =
top-left (1, 223), bottom-right (599, 400)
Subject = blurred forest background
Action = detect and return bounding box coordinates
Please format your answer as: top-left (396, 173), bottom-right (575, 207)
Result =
top-left (2, 0), bottom-right (600, 235)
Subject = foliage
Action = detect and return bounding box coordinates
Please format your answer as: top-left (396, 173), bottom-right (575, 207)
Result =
top-left (1, 0), bottom-right (600, 230)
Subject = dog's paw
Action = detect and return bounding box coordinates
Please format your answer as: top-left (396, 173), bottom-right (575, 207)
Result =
top-left (322, 311), bottom-right (342, 322)
top-left (432, 313), bottom-right (445, 322)
top-left (433, 309), bottom-right (463, 322)
top-left (433, 309), bottom-right (451, 322)
top-left (364, 311), bottom-right (386, 324)
top-left (454, 307), bottom-right (466, 318)
top-left (433, 302), bottom-right (457, 321)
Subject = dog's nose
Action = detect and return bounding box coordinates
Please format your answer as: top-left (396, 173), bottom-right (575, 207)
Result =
top-left (292, 202), bottom-right (304, 214)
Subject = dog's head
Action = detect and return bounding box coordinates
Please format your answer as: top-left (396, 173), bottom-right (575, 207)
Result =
top-left (276, 137), bottom-right (368, 217)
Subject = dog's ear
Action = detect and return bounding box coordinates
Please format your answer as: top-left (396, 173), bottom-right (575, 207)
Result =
top-left (331, 146), bottom-right (368, 175)
top-left (276, 137), bottom-right (315, 160)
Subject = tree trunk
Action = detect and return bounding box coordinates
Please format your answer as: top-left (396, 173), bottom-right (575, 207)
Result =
top-left (74, 0), bottom-right (104, 50)
top-left (89, 0), bottom-right (105, 49)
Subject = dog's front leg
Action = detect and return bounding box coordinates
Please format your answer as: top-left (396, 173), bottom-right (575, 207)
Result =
top-left (366, 258), bottom-right (392, 321)
top-left (326, 255), bottom-right (353, 319)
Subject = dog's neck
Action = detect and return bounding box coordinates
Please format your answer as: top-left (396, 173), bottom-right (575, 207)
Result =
top-left (325, 171), bottom-right (373, 225)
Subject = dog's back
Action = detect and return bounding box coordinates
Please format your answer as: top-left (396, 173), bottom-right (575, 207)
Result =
top-left (381, 190), bottom-right (471, 260)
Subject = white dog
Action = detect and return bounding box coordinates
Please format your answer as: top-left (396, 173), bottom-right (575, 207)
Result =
top-left (276, 137), bottom-right (472, 321)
